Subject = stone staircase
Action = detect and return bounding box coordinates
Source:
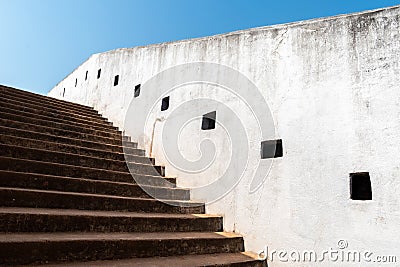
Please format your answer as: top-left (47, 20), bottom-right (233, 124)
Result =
top-left (0, 85), bottom-right (265, 266)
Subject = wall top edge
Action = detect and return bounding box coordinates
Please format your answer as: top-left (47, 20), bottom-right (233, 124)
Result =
top-left (97, 5), bottom-right (399, 56)
top-left (49, 4), bottom-right (399, 95)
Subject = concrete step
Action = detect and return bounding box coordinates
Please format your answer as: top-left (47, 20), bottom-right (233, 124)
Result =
top-left (0, 86), bottom-right (259, 267)
top-left (0, 134), bottom-right (148, 163)
top-left (0, 94), bottom-right (105, 122)
top-left (0, 126), bottom-right (143, 155)
top-left (0, 117), bottom-right (132, 145)
top-left (0, 170), bottom-right (182, 198)
top-left (0, 85), bottom-right (96, 113)
top-left (0, 207), bottom-right (221, 233)
top-left (0, 104), bottom-right (117, 132)
top-left (0, 100), bottom-right (111, 127)
top-left (0, 93), bottom-right (100, 119)
top-left (0, 91), bottom-right (99, 118)
top-left (0, 144), bottom-right (164, 176)
top-left (0, 187), bottom-right (205, 213)
top-left (0, 232), bottom-right (243, 265)
top-left (39, 253), bottom-right (266, 267)
top-left (0, 110), bottom-right (123, 139)
top-left (0, 156), bottom-right (173, 184)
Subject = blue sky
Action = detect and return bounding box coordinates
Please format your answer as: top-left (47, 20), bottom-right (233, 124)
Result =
top-left (1, 0), bottom-right (399, 95)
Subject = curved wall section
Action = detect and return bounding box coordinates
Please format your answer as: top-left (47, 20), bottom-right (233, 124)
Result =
top-left (49, 6), bottom-right (400, 264)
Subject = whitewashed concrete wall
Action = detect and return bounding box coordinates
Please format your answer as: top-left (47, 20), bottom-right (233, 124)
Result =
top-left (49, 6), bottom-right (400, 265)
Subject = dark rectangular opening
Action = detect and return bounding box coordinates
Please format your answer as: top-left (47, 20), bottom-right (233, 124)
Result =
top-left (97, 69), bottom-right (101, 79)
top-left (350, 172), bottom-right (372, 200)
top-left (85, 71), bottom-right (88, 81)
top-left (114, 75), bottom-right (119, 86)
top-left (62, 88), bottom-right (65, 97)
top-left (261, 139), bottom-right (283, 158)
top-left (201, 111), bottom-right (216, 130)
top-left (134, 84), bottom-right (141, 97)
top-left (75, 78), bottom-right (77, 87)
top-left (161, 96), bottom-right (170, 111)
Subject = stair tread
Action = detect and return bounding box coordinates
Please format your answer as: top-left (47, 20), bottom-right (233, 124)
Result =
top-left (0, 187), bottom-right (199, 204)
top-left (0, 156), bottom-right (165, 178)
top-left (0, 117), bottom-right (126, 142)
top-left (0, 170), bottom-right (177, 187)
top-left (0, 95), bottom-right (102, 120)
top-left (0, 169), bottom-right (177, 188)
top-left (0, 170), bottom-right (182, 198)
top-left (0, 101), bottom-right (111, 127)
top-left (0, 85), bottom-right (95, 111)
top-left (0, 87), bottom-right (98, 112)
top-left (0, 127), bottom-right (142, 153)
top-left (36, 253), bottom-right (263, 267)
top-left (0, 93), bottom-right (96, 113)
top-left (0, 133), bottom-right (142, 158)
top-left (0, 105), bottom-right (116, 131)
top-left (1, 231), bottom-right (242, 242)
top-left (0, 143), bottom-right (156, 168)
top-left (0, 110), bottom-right (121, 135)
top-left (0, 161), bottom-right (176, 186)
top-left (0, 207), bottom-right (218, 219)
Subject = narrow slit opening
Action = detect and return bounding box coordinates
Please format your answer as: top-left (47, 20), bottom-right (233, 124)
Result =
top-left (134, 84), bottom-right (141, 97)
top-left (161, 96), bottom-right (170, 111)
top-left (114, 75), bottom-right (119, 86)
top-left (201, 111), bottom-right (216, 130)
top-left (350, 172), bottom-right (372, 200)
top-left (261, 139), bottom-right (283, 158)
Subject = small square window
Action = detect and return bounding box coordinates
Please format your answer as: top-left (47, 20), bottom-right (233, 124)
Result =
top-left (134, 84), bottom-right (141, 97)
top-left (350, 172), bottom-right (372, 200)
top-left (161, 96), bottom-right (170, 111)
top-left (261, 139), bottom-right (283, 158)
top-left (114, 75), bottom-right (119, 86)
top-left (201, 111), bottom-right (216, 130)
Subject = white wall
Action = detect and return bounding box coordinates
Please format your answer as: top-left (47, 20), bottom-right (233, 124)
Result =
top-left (49, 6), bottom-right (400, 265)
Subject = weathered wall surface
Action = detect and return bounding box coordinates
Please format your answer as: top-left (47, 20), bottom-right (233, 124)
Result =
top-left (49, 6), bottom-right (400, 265)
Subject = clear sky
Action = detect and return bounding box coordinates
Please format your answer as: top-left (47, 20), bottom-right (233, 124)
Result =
top-left (1, 0), bottom-right (400, 95)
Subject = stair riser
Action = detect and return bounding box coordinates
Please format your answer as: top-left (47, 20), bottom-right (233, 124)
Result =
top-left (0, 144), bottom-right (160, 175)
top-left (0, 156), bottom-right (131, 183)
top-left (0, 237), bottom-right (243, 265)
top-left (0, 127), bottom-right (142, 155)
top-left (0, 94), bottom-right (100, 119)
top-left (0, 189), bottom-right (204, 214)
top-left (0, 111), bottom-right (122, 139)
top-left (0, 157), bottom-right (175, 185)
top-left (0, 135), bottom-right (149, 163)
top-left (0, 171), bottom-right (183, 198)
top-left (0, 105), bottom-right (117, 132)
top-left (0, 118), bottom-right (131, 145)
top-left (1, 214), bottom-right (221, 233)
top-left (0, 86), bottom-right (96, 112)
top-left (0, 101), bottom-right (111, 126)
